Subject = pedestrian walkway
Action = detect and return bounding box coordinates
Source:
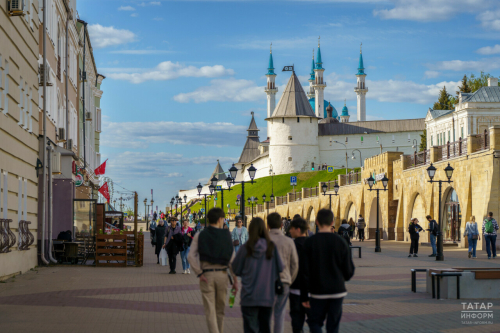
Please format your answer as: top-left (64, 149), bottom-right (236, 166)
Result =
top-left (0, 235), bottom-right (499, 333)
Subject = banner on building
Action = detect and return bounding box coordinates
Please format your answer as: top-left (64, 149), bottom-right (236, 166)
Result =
top-left (98, 182), bottom-right (110, 203)
top-left (94, 159), bottom-right (108, 176)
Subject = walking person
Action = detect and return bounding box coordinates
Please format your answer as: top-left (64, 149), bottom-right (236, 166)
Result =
top-left (288, 217), bottom-right (310, 333)
top-left (188, 208), bottom-right (237, 333)
top-left (302, 209), bottom-right (355, 333)
top-left (408, 218), bottom-right (424, 258)
top-left (348, 218), bottom-right (355, 240)
top-left (267, 213), bottom-right (298, 333)
top-left (163, 217), bottom-right (183, 274)
top-left (150, 219), bottom-right (157, 247)
top-left (180, 219), bottom-right (194, 274)
top-left (231, 216), bottom-right (249, 254)
top-left (483, 212), bottom-right (499, 259)
top-left (356, 214), bottom-right (365, 241)
top-left (426, 215), bottom-right (438, 257)
top-left (464, 216), bottom-right (480, 259)
top-left (231, 217), bottom-right (283, 333)
top-left (338, 219), bottom-right (352, 246)
top-left (155, 220), bottom-right (166, 265)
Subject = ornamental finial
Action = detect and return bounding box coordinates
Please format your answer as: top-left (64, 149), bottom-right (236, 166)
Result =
top-left (344, 98), bottom-right (346, 106)
top-left (360, 42), bottom-right (362, 54)
top-left (312, 49), bottom-right (314, 59)
top-left (270, 42), bottom-right (272, 54)
top-left (318, 36), bottom-right (320, 47)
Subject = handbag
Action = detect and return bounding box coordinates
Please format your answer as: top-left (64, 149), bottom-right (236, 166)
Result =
top-left (233, 231), bottom-right (241, 246)
top-left (274, 248), bottom-right (284, 295)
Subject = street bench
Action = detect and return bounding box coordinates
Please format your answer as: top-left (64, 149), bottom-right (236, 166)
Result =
top-left (350, 246), bottom-right (361, 258)
top-left (411, 268), bottom-right (427, 292)
top-left (431, 272), bottom-right (462, 300)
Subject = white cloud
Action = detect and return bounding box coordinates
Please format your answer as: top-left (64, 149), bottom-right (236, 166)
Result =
top-left (174, 78), bottom-right (263, 103)
top-left (109, 50), bottom-right (173, 55)
top-left (131, 13), bottom-right (139, 17)
top-left (424, 70), bottom-right (440, 79)
top-left (374, 0), bottom-right (490, 22)
top-left (87, 24), bottom-right (136, 49)
top-left (166, 173), bottom-right (183, 178)
top-left (477, 44), bottom-right (500, 55)
top-left (101, 120), bottom-right (247, 149)
top-left (369, 79), bottom-right (461, 104)
top-left (477, 9), bottom-right (500, 30)
top-left (104, 61), bottom-right (234, 84)
top-left (428, 58), bottom-right (500, 72)
top-left (153, 17), bottom-right (163, 21)
top-left (138, 1), bottom-right (161, 6)
top-left (118, 6), bottom-right (135, 11)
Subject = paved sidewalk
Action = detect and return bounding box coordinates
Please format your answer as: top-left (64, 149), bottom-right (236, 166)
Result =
top-left (1, 235), bottom-right (500, 333)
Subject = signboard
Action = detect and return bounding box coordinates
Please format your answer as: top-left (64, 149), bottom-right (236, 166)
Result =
top-left (290, 176), bottom-right (297, 186)
top-left (75, 173), bottom-right (84, 187)
top-left (216, 185), bottom-right (222, 191)
top-left (237, 194), bottom-right (241, 200)
top-left (201, 208), bottom-right (205, 213)
top-left (327, 166), bottom-right (334, 173)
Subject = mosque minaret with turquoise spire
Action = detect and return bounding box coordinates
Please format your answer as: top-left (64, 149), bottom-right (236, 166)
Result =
top-left (312, 37), bottom-right (326, 119)
top-left (354, 43), bottom-right (368, 122)
top-left (264, 44), bottom-right (278, 139)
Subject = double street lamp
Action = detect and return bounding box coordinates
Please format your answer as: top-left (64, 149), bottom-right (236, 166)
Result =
top-left (228, 163), bottom-right (257, 227)
top-left (426, 163), bottom-right (454, 261)
top-left (176, 194), bottom-right (187, 224)
top-left (262, 193), bottom-right (274, 216)
top-left (197, 183), bottom-right (214, 227)
top-left (321, 182), bottom-right (339, 211)
top-left (211, 175), bottom-right (233, 211)
top-left (170, 197), bottom-right (175, 216)
top-left (144, 198), bottom-right (149, 230)
top-left (247, 196), bottom-right (258, 219)
top-left (367, 174), bottom-right (389, 253)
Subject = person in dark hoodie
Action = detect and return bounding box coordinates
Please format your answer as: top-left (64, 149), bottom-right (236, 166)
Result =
top-left (288, 217), bottom-right (310, 333)
top-left (337, 219), bottom-right (352, 246)
top-left (303, 209), bottom-right (355, 333)
top-left (163, 217), bottom-right (183, 273)
top-left (155, 220), bottom-right (166, 265)
top-left (188, 208), bottom-right (237, 333)
top-left (232, 217), bottom-right (283, 333)
top-left (408, 218), bottom-right (424, 258)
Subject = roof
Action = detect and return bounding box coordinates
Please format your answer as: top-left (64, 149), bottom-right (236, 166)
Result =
top-left (269, 73), bottom-right (316, 118)
top-left (463, 86), bottom-right (500, 102)
top-left (357, 51), bottom-right (365, 75)
top-left (238, 137), bottom-right (261, 163)
top-left (248, 112), bottom-right (259, 131)
top-left (318, 118), bottom-right (425, 136)
top-left (341, 104), bottom-right (349, 116)
top-left (428, 108), bottom-right (454, 119)
top-left (309, 53), bottom-right (315, 81)
top-left (207, 160), bottom-right (227, 184)
top-left (267, 51), bottom-right (275, 76)
top-left (316, 46), bottom-right (323, 70)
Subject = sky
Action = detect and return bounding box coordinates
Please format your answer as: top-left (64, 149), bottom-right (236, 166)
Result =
top-left (77, 0), bottom-right (500, 213)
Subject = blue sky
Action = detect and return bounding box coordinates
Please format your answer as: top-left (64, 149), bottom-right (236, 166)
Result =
top-left (77, 0), bottom-right (500, 213)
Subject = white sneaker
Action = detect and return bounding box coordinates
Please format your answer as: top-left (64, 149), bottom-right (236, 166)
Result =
top-left (182, 270), bottom-right (186, 274)
top-left (187, 269), bottom-right (191, 274)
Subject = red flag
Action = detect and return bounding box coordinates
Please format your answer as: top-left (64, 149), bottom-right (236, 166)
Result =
top-left (98, 182), bottom-right (110, 203)
top-left (94, 159), bottom-right (108, 176)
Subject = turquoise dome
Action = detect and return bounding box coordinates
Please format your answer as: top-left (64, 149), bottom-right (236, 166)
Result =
top-left (341, 105), bottom-right (349, 116)
top-left (309, 98), bottom-right (337, 118)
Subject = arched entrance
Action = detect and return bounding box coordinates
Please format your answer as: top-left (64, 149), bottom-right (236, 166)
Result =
top-left (409, 194), bottom-right (427, 242)
top-left (306, 207), bottom-right (316, 234)
top-left (346, 202), bottom-right (357, 223)
top-left (368, 197), bottom-right (382, 240)
top-left (442, 188), bottom-right (461, 243)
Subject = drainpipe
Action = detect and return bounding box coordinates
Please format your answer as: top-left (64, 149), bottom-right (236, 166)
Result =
top-left (82, 22), bottom-right (87, 171)
top-left (40, 0), bottom-right (49, 265)
top-left (65, 6), bottom-right (71, 149)
top-left (47, 145), bottom-right (57, 263)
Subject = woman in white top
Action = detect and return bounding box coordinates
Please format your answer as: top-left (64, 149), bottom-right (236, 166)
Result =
top-left (465, 216), bottom-right (480, 258)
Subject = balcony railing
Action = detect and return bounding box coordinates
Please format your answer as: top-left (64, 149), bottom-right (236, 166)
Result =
top-left (339, 172), bottom-right (362, 185)
top-left (439, 137), bottom-right (468, 161)
top-left (405, 149), bottom-right (430, 169)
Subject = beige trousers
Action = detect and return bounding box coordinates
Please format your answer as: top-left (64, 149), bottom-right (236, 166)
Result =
top-left (200, 271), bottom-right (229, 333)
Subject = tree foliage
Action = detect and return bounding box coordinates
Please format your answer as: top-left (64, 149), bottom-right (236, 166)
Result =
top-left (467, 71), bottom-right (499, 92)
top-left (433, 86), bottom-right (454, 110)
top-left (419, 129), bottom-right (427, 152)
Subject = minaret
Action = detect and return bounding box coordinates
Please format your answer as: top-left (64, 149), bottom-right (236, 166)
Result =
top-left (307, 49), bottom-right (315, 99)
top-left (265, 43), bottom-right (278, 139)
top-left (340, 99), bottom-right (350, 123)
top-left (354, 43), bottom-right (368, 122)
top-left (313, 37), bottom-right (326, 119)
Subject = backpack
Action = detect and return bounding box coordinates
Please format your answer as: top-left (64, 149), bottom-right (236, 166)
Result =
top-left (485, 219), bottom-right (495, 233)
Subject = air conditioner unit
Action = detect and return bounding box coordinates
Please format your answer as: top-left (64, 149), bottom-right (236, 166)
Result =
top-left (8, 0), bottom-right (25, 16)
top-left (58, 128), bottom-right (66, 142)
top-left (38, 64), bottom-right (53, 87)
top-left (51, 151), bottom-right (61, 174)
top-left (85, 112), bottom-right (92, 121)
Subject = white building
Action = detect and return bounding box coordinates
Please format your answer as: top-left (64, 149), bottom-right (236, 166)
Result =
top-left (425, 77), bottom-right (500, 148)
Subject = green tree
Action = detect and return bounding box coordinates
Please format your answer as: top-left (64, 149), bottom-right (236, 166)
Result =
top-left (467, 71), bottom-right (499, 92)
top-left (419, 129), bottom-right (427, 152)
top-left (456, 74), bottom-right (472, 96)
top-left (433, 86), bottom-right (453, 110)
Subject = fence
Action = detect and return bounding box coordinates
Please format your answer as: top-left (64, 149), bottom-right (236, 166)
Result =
top-left (439, 137), bottom-right (468, 161)
top-left (471, 130), bottom-right (490, 152)
top-left (339, 172), bottom-right (362, 185)
top-left (405, 149), bottom-right (430, 169)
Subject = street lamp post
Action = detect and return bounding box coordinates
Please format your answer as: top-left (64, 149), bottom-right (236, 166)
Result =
top-left (412, 139), bottom-right (418, 152)
top-left (321, 182), bottom-right (339, 211)
top-left (351, 149), bottom-right (363, 168)
top-left (334, 141), bottom-right (348, 174)
top-left (426, 163), bottom-right (454, 261)
top-left (247, 196), bottom-right (257, 220)
top-left (211, 175), bottom-right (233, 211)
top-left (262, 193), bottom-right (275, 216)
top-left (367, 174), bottom-right (389, 253)
top-left (228, 163), bottom-right (257, 227)
top-left (144, 198), bottom-right (148, 230)
top-left (170, 197), bottom-right (174, 216)
top-left (269, 165), bottom-right (275, 195)
top-left (151, 199), bottom-right (154, 219)
top-left (197, 183), bottom-right (214, 227)
top-left (177, 194), bottom-right (187, 224)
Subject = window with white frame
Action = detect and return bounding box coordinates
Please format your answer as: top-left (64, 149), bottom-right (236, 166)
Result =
top-left (96, 108), bottom-right (101, 132)
top-left (1, 56), bottom-right (9, 116)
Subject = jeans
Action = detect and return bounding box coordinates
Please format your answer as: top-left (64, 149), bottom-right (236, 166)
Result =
top-left (273, 283), bottom-right (289, 333)
top-left (180, 246), bottom-right (190, 270)
top-left (430, 233), bottom-right (437, 255)
top-left (409, 235), bottom-right (419, 254)
top-left (308, 298), bottom-right (343, 333)
top-left (241, 306), bottom-right (273, 333)
top-left (289, 293), bottom-right (309, 333)
top-left (485, 234), bottom-right (497, 258)
top-left (234, 245), bottom-right (240, 254)
top-left (467, 235), bottom-right (478, 257)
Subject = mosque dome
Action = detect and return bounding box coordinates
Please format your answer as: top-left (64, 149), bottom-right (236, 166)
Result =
top-left (309, 97), bottom-right (337, 118)
top-left (341, 105), bottom-right (349, 116)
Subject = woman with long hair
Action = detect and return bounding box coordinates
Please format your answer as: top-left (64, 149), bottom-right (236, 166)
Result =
top-left (465, 216), bottom-right (480, 258)
top-left (232, 217), bottom-right (283, 333)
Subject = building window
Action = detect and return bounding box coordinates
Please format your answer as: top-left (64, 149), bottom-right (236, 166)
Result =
top-left (297, 117), bottom-right (300, 123)
top-left (288, 157), bottom-right (292, 161)
top-left (461, 127), bottom-right (464, 139)
top-left (282, 117), bottom-right (285, 123)
top-left (431, 136), bottom-right (433, 146)
top-left (288, 136), bottom-right (292, 140)
top-left (448, 131), bottom-right (450, 142)
top-left (310, 118), bottom-right (312, 123)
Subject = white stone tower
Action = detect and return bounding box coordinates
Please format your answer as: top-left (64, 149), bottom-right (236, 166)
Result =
top-left (265, 44), bottom-right (278, 139)
top-left (354, 43), bottom-right (368, 122)
top-left (307, 50), bottom-right (315, 99)
top-left (313, 37), bottom-right (326, 119)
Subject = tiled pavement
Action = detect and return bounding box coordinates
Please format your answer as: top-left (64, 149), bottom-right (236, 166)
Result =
top-left (1, 235), bottom-right (500, 333)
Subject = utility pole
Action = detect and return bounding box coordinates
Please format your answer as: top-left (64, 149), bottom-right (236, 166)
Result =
top-left (133, 192), bottom-right (138, 266)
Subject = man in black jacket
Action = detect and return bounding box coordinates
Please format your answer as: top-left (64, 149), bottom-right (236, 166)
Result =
top-left (303, 209), bottom-right (355, 333)
top-left (288, 217), bottom-right (310, 333)
top-left (426, 215), bottom-right (438, 257)
top-left (408, 218), bottom-right (424, 257)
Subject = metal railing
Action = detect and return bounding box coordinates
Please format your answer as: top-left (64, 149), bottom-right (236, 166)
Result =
top-left (439, 137), bottom-right (468, 160)
top-left (339, 172), bottom-right (362, 185)
top-left (471, 130), bottom-right (489, 152)
top-left (405, 149), bottom-right (430, 169)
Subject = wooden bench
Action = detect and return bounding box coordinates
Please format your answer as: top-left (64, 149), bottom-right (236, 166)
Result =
top-left (350, 246), bottom-right (361, 258)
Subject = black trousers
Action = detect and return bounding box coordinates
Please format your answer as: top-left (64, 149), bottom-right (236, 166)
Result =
top-left (168, 250), bottom-right (177, 271)
top-left (241, 306), bottom-right (272, 333)
top-left (358, 229), bottom-right (365, 240)
top-left (289, 293), bottom-right (309, 333)
top-left (410, 235), bottom-right (419, 254)
top-left (308, 298), bottom-right (343, 333)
